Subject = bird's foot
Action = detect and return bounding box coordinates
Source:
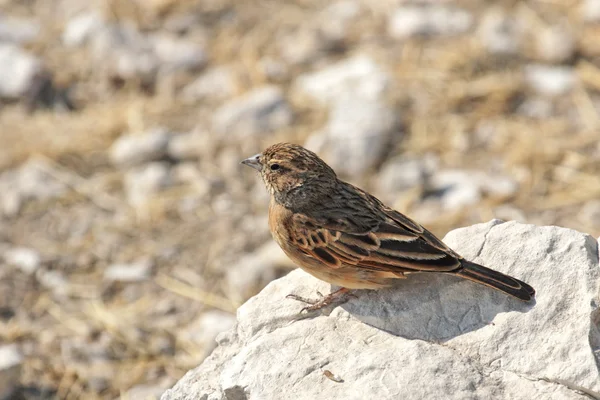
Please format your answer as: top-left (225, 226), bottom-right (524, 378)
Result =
top-left (286, 287), bottom-right (355, 313)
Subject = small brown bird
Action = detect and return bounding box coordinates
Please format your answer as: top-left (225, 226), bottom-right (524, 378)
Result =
top-left (242, 143), bottom-right (535, 311)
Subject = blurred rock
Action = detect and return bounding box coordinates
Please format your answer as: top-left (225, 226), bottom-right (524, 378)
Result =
top-left (578, 200), bottom-right (600, 227)
top-left (226, 241), bottom-right (294, 299)
top-left (124, 162), bottom-right (172, 207)
top-left (316, 0), bottom-right (361, 44)
top-left (91, 23), bottom-right (158, 83)
top-left (110, 128), bottom-right (171, 167)
top-left (104, 258), bottom-right (153, 282)
top-left (167, 130), bottom-right (211, 161)
top-left (4, 247), bottom-right (41, 274)
top-left (278, 1), bottom-right (359, 66)
top-left (278, 29), bottom-right (327, 66)
top-left (182, 310), bottom-right (236, 357)
top-left (388, 6), bottom-right (473, 39)
top-left (164, 13), bottom-right (201, 34)
top-left (525, 65), bottom-right (576, 96)
top-left (126, 381), bottom-right (172, 400)
top-left (582, 0), bottom-right (600, 22)
top-left (151, 33), bottom-right (207, 72)
top-left (62, 12), bottom-right (104, 47)
top-left (0, 344), bottom-right (22, 400)
top-left (430, 170), bottom-right (519, 210)
top-left (0, 15), bottom-right (40, 44)
top-left (0, 159), bottom-right (67, 216)
top-left (493, 205), bottom-right (527, 223)
top-left (478, 8), bottom-right (521, 55)
top-left (172, 164), bottom-right (210, 195)
top-left (213, 86), bottom-right (292, 138)
top-left (516, 96), bottom-right (553, 119)
top-left (259, 57), bottom-right (288, 82)
top-left (535, 25), bottom-right (575, 63)
top-left (305, 97), bottom-right (398, 176)
top-left (294, 55), bottom-right (391, 105)
top-left (182, 66), bottom-right (236, 103)
top-left (0, 44), bottom-right (43, 99)
top-left (376, 155), bottom-right (435, 195)
top-left (37, 269), bottom-right (69, 297)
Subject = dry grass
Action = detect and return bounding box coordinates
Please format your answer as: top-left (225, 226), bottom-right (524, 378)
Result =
top-left (1, 0), bottom-right (599, 398)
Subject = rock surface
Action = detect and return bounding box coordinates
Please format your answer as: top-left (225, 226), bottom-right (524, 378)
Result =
top-left (161, 220), bottom-right (600, 400)
top-left (0, 344), bottom-right (23, 400)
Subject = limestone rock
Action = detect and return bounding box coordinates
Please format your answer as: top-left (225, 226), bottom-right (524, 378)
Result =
top-left (162, 221), bottom-right (600, 400)
top-left (388, 6), bottom-right (473, 39)
top-left (305, 97), bottom-right (399, 177)
top-left (212, 86), bottom-right (292, 138)
top-left (110, 128), bottom-right (171, 167)
top-left (0, 344), bottom-right (22, 400)
top-left (0, 44), bottom-right (43, 99)
top-left (294, 55), bottom-right (391, 105)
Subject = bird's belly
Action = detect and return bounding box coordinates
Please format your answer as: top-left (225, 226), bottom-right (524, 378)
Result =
top-left (279, 243), bottom-right (399, 290)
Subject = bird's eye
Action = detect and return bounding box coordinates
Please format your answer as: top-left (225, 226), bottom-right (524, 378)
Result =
top-left (270, 164), bottom-right (280, 171)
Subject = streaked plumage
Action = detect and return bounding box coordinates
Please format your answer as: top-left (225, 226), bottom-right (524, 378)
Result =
top-left (242, 143), bottom-right (535, 310)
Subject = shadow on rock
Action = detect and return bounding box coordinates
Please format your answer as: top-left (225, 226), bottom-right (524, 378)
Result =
top-left (339, 272), bottom-right (535, 341)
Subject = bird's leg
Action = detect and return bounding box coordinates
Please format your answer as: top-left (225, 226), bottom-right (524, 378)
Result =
top-left (286, 287), bottom-right (354, 313)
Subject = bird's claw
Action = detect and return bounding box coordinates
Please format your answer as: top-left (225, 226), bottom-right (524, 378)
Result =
top-left (286, 288), bottom-right (354, 313)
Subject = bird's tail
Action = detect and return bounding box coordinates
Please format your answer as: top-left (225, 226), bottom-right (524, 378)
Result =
top-left (455, 260), bottom-right (535, 301)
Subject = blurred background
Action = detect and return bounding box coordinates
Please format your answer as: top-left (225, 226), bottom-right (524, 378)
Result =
top-left (1, 0), bottom-right (600, 398)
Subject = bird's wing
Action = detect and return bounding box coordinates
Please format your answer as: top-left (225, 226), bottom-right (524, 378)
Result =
top-left (288, 207), bottom-right (462, 274)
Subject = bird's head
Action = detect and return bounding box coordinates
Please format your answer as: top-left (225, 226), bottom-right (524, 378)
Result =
top-left (241, 143), bottom-right (337, 208)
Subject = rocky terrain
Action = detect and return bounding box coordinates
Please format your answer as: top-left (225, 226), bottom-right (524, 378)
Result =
top-left (162, 221), bottom-right (600, 400)
top-left (0, 0), bottom-right (600, 399)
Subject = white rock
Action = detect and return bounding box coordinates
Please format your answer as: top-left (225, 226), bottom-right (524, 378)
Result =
top-left (259, 57), bottom-right (288, 81)
top-left (124, 162), bottom-right (171, 207)
top-left (388, 6), bottom-right (473, 39)
top-left (182, 66), bottom-right (236, 103)
top-left (151, 34), bottom-right (207, 72)
top-left (517, 96), bottom-right (553, 119)
top-left (317, 0), bottom-right (361, 43)
top-left (110, 128), bottom-right (171, 167)
top-left (0, 344), bottom-right (22, 400)
top-left (582, 0), bottom-right (600, 22)
top-left (536, 25), bottom-right (575, 63)
top-left (212, 86), bottom-right (292, 138)
top-left (4, 247), bottom-right (41, 274)
top-left (305, 97), bottom-right (398, 176)
top-left (91, 23), bottom-right (158, 81)
top-left (578, 200), bottom-right (600, 227)
top-left (167, 130), bottom-right (212, 161)
top-left (104, 258), bottom-right (153, 282)
top-left (278, 29), bottom-right (325, 66)
top-left (525, 65), bottom-right (576, 96)
top-left (430, 169), bottom-right (518, 210)
top-left (182, 311), bottom-right (236, 357)
top-left (0, 159), bottom-right (67, 216)
top-left (278, 1), bottom-right (360, 66)
top-left (376, 155), bottom-right (435, 194)
top-left (62, 12), bottom-right (104, 47)
top-left (226, 241), bottom-right (294, 300)
top-left (294, 55), bottom-right (391, 105)
top-left (478, 8), bottom-right (522, 55)
top-left (0, 15), bottom-right (40, 44)
top-left (162, 221), bottom-right (600, 400)
top-left (126, 382), bottom-right (172, 400)
top-left (0, 44), bottom-right (43, 98)
top-left (37, 269), bottom-right (69, 297)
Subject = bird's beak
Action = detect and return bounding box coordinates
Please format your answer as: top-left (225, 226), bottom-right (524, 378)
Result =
top-left (241, 153), bottom-right (262, 171)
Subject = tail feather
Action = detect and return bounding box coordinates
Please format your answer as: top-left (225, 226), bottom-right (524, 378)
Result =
top-left (456, 260), bottom-right (535, 301)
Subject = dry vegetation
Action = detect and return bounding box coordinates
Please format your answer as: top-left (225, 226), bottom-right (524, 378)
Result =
top-left (0, 0), bottom-right (599, 399)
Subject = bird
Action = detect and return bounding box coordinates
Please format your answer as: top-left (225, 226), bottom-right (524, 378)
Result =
top-left (241, 143), bottom-right (535, 312)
